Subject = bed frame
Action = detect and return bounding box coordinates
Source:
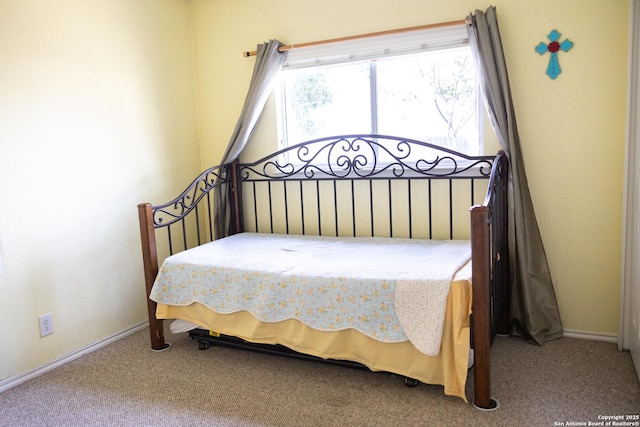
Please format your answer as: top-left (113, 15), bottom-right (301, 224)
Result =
top-left (138, 134), bottom-right (509, 410)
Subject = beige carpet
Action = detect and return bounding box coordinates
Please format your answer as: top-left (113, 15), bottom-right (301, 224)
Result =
top-left (0, 328), bottom-right (638, 426)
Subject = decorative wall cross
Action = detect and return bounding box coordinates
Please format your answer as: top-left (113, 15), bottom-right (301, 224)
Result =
top-left (535, 30), bottom-right (574, 79)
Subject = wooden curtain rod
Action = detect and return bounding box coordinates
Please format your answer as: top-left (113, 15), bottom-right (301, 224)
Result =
top-left (242, 18), bottom-right (469, 57)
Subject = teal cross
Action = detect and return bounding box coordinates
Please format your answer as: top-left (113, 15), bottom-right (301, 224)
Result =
top-left (535, 30), bottom-right (574, 79)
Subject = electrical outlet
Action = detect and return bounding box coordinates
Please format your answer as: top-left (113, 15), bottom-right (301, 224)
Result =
top-left (38, 313), bottom-right (53, 337)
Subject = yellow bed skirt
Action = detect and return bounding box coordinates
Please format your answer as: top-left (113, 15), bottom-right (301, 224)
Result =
top-left (156, 278), bottom-right (472, 401)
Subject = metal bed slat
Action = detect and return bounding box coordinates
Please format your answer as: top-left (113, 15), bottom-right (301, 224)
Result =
top-left (351, 180), bottom-right (356, 237)
top-left (388, 179), bottom-right (392, 238)
top-left (428, 179), bottom-right (433, 239)
top-left (268, 181), bottom-right (274, 233)
top-left (252, 182), bottom-right (259, 232)
top-left (206, 192), bottom-right (213, 242)
top-left (283, 181), bottom-right (290, 234)
top-left (333, 180), bottom-right (338, 236)
top-left (449, 179), bottom-right (454, 240)
top-left (316, 181), bottom-right (322, 236)
top-left (369, 180), bottom-right (374, 237)
top-left (299, 181), bottom-right (305, 235)
top-left (471, 179), bottom-right (475, 207)
top-left (166, 226), bottom-right (173, 256)
top-left (194, 205), bottom-right (202, 247)
top-left (408, 179), bottom-right (413, 239)
top-left (180, 218), bottom-right (187, 251)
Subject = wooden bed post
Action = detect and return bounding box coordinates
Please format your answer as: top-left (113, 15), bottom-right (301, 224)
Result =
top-left (137, 203), bottom-right (170, 351)
top-left (229, 160), bottom-right (243, 234)
top-left (470, 204), bottom-right (498, 410)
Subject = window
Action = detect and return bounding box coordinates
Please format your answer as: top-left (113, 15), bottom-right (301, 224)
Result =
top-left (276, 25), bottom-right (482, 156)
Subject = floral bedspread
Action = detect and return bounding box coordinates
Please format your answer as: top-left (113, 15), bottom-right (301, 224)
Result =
top-left (150, 232), bottom-right (470, 356)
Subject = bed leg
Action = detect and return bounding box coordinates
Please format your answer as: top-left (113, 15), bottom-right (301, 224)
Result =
top-left (470, 205), bottom-right (499, 411)
top-left (147, 300), bottom-right (171, 352)
top-left (138, 203), bottom-right (171, 352)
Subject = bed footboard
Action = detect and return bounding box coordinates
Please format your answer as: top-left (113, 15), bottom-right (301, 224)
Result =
top-left (137, 163), bottom-right (233, 351)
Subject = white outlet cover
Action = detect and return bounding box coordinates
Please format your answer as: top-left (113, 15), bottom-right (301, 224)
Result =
top-left (38, 313), bottom-right (53, 337)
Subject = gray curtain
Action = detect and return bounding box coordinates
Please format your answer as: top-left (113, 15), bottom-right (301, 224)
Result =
top-left (214, 40), bottom-right (287, 239)
top-left (467, 7), bottom-right (563, 344)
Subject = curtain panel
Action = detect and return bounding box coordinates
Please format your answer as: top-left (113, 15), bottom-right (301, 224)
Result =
top-left (214, 40), bottom-right (287, 239)
top-left (467, 7), bottom-right (563, 345)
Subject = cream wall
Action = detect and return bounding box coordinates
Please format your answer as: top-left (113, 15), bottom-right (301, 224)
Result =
top-left (0, 0), bottom-right (200, 381)
top-left (190, 0), bottom-right (629, 337)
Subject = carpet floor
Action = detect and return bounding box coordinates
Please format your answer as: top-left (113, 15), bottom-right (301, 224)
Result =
top-left (0, 328), bottom-right (639, 426)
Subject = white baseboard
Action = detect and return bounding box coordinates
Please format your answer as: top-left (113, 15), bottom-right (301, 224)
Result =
top-left (0, 321), bottom-right (148, 394)
top-left (563, 329), bottom-right (618, 343)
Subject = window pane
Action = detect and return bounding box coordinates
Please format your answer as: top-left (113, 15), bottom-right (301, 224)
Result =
top-left (376, 47), bottom-right (479, 154)
top-left (278, 44), bottom-right (481, 156)
top-left (282, 63), bottom-right (371, 145)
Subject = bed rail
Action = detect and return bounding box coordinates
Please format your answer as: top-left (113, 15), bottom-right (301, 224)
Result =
top-left (137, 134), bottom-right (509, 410)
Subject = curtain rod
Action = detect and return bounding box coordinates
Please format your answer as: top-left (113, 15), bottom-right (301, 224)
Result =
top-left (242, 18), bottom-right (469, 57)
